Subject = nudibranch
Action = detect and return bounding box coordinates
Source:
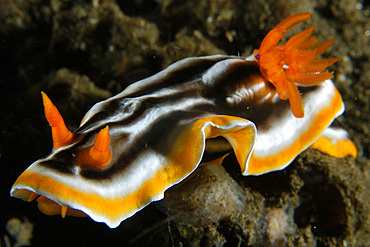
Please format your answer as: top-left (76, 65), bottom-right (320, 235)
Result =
top-left (10, 13), bottom-right (357, 228)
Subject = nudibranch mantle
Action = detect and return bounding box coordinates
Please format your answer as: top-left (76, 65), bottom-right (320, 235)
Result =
top-left (11, 13), bottom-right (356, 228)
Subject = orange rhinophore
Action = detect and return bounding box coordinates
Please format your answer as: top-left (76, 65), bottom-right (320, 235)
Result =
top-left (90, 126), bottom-right (112, 167)
top-left (253, 12), bottom-right (339, 118)
top-left (41, 92), bottom-right (74, 148)
top-left (79, 126), bottom-right (112, 168)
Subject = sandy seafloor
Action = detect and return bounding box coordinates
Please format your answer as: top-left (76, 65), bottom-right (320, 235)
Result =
top-left (0, 0), bottom-right (368, 246)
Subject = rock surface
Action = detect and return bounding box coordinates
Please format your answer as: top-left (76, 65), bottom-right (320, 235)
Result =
top-left (1, 0), bottom-right (368, 246)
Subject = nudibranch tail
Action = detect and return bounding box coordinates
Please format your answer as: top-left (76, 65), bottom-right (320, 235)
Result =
top-left (311, 127), bottom-right (358, 158)
top-left (41, 92), bottom-right (74, 148)
top-left (254, 12), bottom-right (339, 118)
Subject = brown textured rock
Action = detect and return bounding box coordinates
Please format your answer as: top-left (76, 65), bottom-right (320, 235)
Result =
top-left (162, 163), bottom-right (250, 227)
top-left (1, 0), bottom-right (368, 246)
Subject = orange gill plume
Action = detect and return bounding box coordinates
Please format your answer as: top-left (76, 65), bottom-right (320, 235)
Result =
top-left (253, 12), bottom-right (339, 118)
top-left (41, 92), bottom-right (74, 148)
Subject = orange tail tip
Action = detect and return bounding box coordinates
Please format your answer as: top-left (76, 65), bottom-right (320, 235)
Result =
top-left (253, 12), bottom-right (339, 118)
top-left (41, 92), bottom-right (74, 148)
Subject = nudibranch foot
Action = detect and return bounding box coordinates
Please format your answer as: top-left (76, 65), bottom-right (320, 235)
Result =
top-left (12, 189), bottom-right (87, 218)
top-left (37, 195), bottom-right (87, 218)
top-left (253, 12), bottom-right (339, 118)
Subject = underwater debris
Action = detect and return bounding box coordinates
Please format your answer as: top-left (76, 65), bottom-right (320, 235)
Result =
top-left (266, 208), bottom-right (295, 246)
top-left (5, 217), bottom-right (33, 247)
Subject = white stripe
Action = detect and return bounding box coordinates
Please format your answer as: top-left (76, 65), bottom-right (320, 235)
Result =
top-left (253, 80), bottom-right (343, 157)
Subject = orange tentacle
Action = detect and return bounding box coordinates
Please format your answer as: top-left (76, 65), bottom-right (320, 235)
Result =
top-left (286, 78), bottom-right (304, 118)
top-left (294, 71), bottom-right (334, 85)
top-left (77, 126), bottom-right (112, 168)
top-left (90, 126), bottom-right (112, 167)
top-left (304, 58), bottom-right (339, 73)
top-left (284, 25), bottom-right (316, 51)
top-left (259, 12), bottom-right (311, 54)
top-left (314, 39), bottom-right (336, 56)
top-left (41, 92), bottom-right (74, 148)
